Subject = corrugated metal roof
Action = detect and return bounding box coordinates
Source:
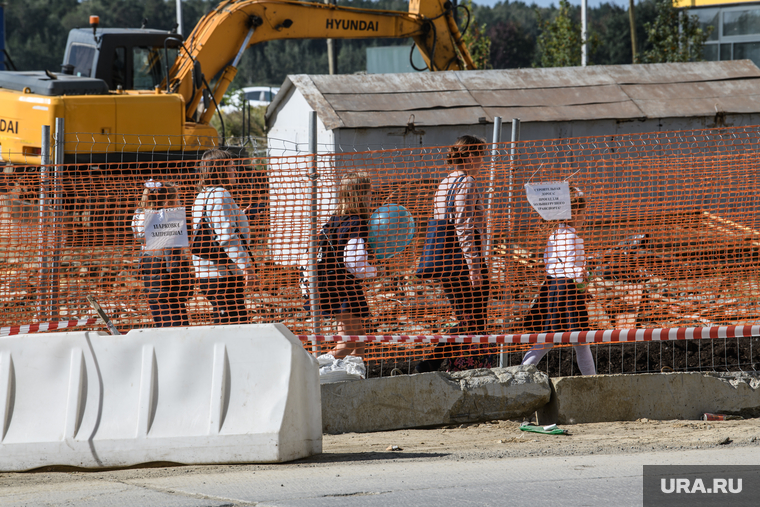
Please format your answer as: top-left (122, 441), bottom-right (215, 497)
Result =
top-left (268, 61), bottom-right (760, 130)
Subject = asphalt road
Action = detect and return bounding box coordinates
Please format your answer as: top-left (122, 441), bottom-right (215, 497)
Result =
top-left (2, 447), bottom-right (758, 507)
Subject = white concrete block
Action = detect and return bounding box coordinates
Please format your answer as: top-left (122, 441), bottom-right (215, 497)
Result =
top-left (0, 323), bottom-right (322, 471)
top-left (537, 372), bottom-right (760, 424)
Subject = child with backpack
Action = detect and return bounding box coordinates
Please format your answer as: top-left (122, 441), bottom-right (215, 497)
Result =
top-left (316, 172), bottom-right (378, 359)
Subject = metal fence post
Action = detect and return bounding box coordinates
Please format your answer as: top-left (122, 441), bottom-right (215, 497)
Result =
top-left (500, 118), bottom-right (520, 368)
top-left (50, 117), bottom-right (64, 319)
top-left (509, 119), bottom-right (520, 241)
top-left (37, 125), bottom-right (51, 320)
top-left (486, 117), bottom-right (501, 273)
top-left (307, 111), bottom-right (321, 354)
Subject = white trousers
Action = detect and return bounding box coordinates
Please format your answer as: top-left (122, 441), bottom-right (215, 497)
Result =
top-left (521, 343), bottom-right (597, 376)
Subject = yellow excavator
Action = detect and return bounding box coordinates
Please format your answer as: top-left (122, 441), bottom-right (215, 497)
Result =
top-left (0, 0), bottom-right (474, 166)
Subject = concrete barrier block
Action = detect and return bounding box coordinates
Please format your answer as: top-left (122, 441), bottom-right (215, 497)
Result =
top-left (537, 372), bottom-right (760, 425)
top-left (0, 323), bottom-right (322, 471)
top-left (321, 365), bottom-right (550, 434)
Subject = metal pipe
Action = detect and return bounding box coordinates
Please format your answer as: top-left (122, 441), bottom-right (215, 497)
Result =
top-left (51, 117), bottom-right (64, 319)
top-left (629, 0), bottom-right (638, 63)
top-left (307, 111), bottom-right (321, 351)
top-left (37, 125), bottom-right (51, 320)
top-left (232, 27), bottom-right (255, 68)
top-left (325, 0), bottom-right (336, 74)
top-left (485, 116), bottom-right (501, 277)
top-left (581, 0), bottom-right (588, 66)
top-left (488, 117), bottom-right (502, 365)
top-left (500, 118), bottom-right (520, 369)
top-left (176, 0), bottom-right (183, 36)
top-left (509, 119), bottom-right (520, 242)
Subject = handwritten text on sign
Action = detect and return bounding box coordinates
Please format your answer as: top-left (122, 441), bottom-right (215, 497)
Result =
top-left (524, 182), bottom-right (572, 220)
top-left (143, 207), bottom-right (189, 249)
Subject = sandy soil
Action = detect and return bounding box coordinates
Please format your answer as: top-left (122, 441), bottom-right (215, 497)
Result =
top-left (320, 418), bottom-right (760, 462)
top-left (2, 419), bottom-right (759, 487)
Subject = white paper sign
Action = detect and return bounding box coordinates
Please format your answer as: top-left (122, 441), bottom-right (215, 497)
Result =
top-left (524, 181), bottom-right (572, 220)
top-left (143, 207), bottom-right (189, 250)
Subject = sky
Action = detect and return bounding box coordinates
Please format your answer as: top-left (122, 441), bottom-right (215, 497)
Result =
top-left (475, 0), bottom-right (630, 8)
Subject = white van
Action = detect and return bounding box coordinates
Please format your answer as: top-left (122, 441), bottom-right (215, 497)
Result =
top-left (221, 86), bottom-right (280, 113)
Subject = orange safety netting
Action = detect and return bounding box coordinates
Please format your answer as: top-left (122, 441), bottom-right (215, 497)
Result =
top-left (1, 125), bottom-right (759, 370)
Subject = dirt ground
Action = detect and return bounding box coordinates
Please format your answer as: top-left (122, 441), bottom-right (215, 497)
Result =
top-left (2, 418), bottom-right (759, 486)
top-left (319, 418), bottom-right (760, 462)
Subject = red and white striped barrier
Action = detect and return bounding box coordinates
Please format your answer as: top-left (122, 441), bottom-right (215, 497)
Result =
top-left (298, 325), bottom-right (760, 345)
top-left (0, 318), bottom-right (99, 337)
top-left (4, 322), bottom-right (758, 343)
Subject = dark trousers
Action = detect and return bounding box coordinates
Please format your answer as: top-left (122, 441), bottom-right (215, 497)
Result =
top-left (441, 272), bottom-right (490, 333)
top-left (424, 272), bottom-right (491, 364)
top-left (198, 275), bottom-right (249, 325)
top-left (148, 299), bottom-right (190, 327)
top-left (543, 277), bottom-right (589, 332)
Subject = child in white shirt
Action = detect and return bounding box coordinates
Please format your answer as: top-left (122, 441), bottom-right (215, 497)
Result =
top-left (521, 187), bottom-right (596, 375)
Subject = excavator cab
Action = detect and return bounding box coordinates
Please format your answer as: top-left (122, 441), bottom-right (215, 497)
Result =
top-left (60, 28), bottom-right (182, 91)
top-left (0, 27), bottom-right (182, 98)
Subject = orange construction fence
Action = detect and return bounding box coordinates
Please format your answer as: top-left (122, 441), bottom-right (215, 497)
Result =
top-left (1, 125), bottom-right (759, 369)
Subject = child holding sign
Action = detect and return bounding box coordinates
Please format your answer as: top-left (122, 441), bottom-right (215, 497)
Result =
top-left (521, 187), bottom-right (596, 375)
top-left (132, 180), bottom-right (192, 326)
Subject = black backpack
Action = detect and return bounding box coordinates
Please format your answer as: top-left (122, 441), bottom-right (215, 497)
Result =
top-left (316, 216), bottom-right (354, 291)
top-left (300, 217), bottom-right (353, 311)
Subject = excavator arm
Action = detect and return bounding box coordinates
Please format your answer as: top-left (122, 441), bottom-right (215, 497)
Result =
top-left (168, 0), bottom-right (474, 124)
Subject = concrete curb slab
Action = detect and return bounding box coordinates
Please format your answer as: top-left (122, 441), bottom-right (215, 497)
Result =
top-left (321, 365), bottom-right (550, 434)
top-left (537, 372), bottom-right (760, 425)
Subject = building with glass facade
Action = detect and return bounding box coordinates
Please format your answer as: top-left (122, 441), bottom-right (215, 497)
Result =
top-left (676, 0), bottom-right (760, 66)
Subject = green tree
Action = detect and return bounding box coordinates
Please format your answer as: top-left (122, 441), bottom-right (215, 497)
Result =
top-left (5, 0), bottom-right (216, 72)
top-left (488, 20), bottom-right (534, 69)
top-left (460, 0), bottom-right (492, 69)
top-left (590, 3), bottom-right (631, 65)
top-left (535, 0), bottom-right (583, 67)
top-left (4, 0), bottom-right (79, 71)
top-left (639, 0), bottom-right (711, 63)
top-left (212, 89), bottom-right (266, 140)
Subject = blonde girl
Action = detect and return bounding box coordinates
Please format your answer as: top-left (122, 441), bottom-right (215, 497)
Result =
top-left (318, 172), bottom-right (377, 359)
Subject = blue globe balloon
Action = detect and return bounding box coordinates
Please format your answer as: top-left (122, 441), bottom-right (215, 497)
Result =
top-left (368, 204), bottom-right (416, 260)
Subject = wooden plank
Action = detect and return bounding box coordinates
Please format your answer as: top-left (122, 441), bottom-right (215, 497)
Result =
top-left (309, 73), bottom-right (466, 94)
top-left (338, 107), bottom-right (489, 128)
top-left (483, 101), bottom-right (645, 123)
top-left (324, 90), bottom-right (478, 112)
top-left (605, 60), bottom-right (760, 84)
top-left (471, 84), bottom-right (629, 107)
top-left (633, 97), bottom-right (760, 117)
top-left (621, 80), bottom-right (760, 100)
top-left (458, 67), bottom-right (615, 90)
